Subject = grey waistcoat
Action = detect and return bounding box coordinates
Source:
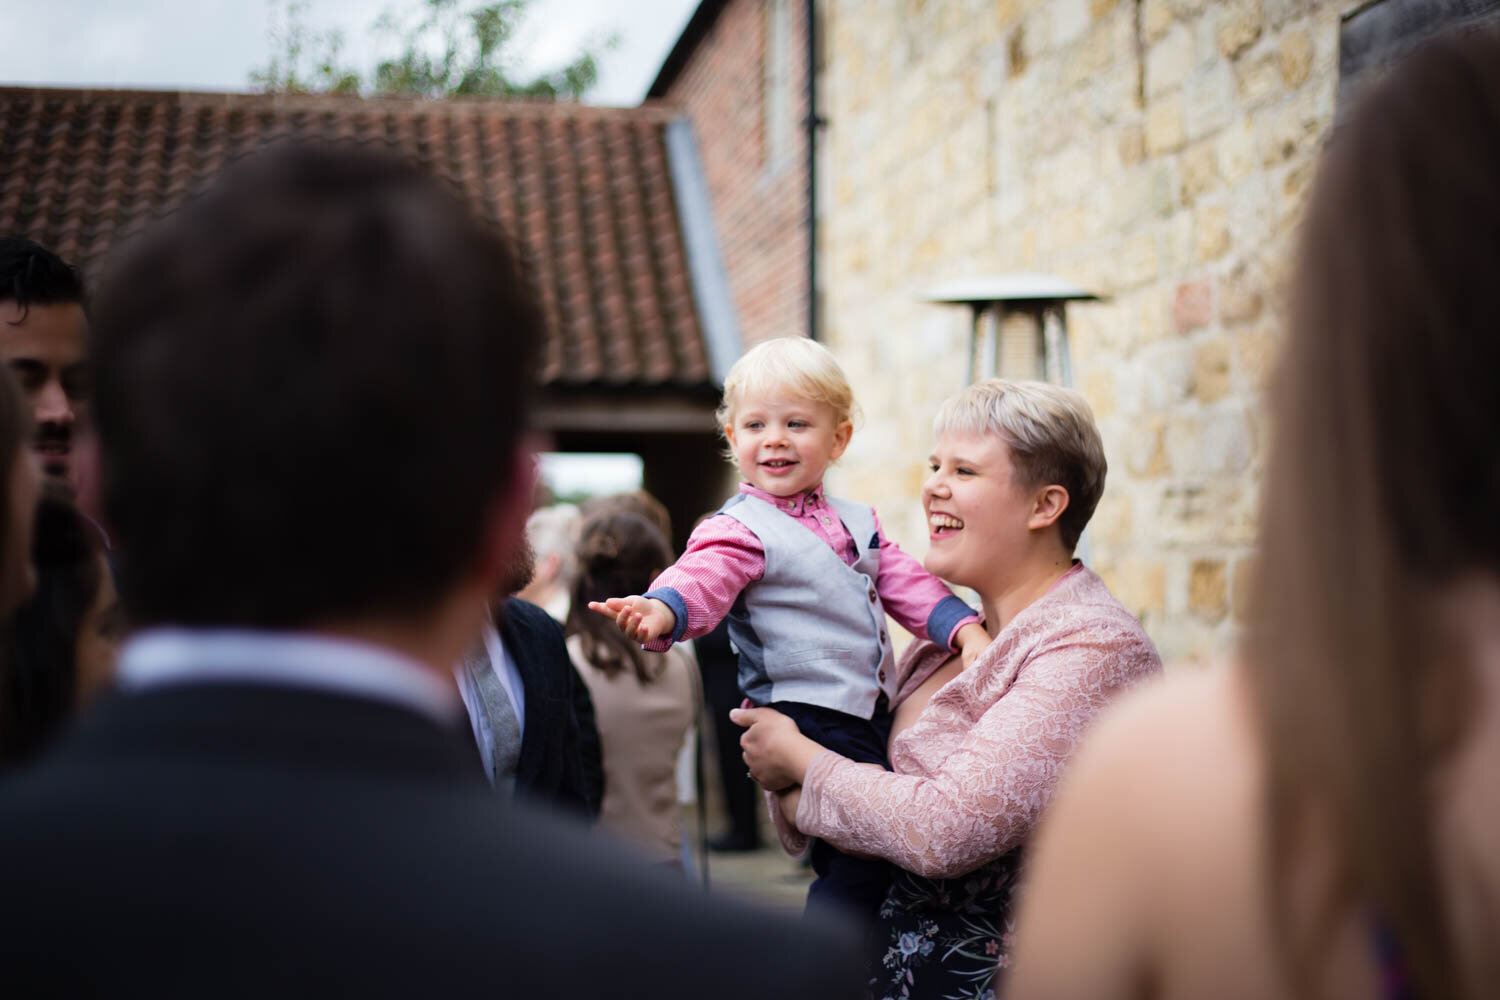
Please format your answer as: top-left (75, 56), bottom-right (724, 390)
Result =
top-left (720, 493), bottom-right (895, 719)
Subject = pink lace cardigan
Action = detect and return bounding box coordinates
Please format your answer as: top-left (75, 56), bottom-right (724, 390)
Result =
top-left (774, 564), bottom-right (1162, 879)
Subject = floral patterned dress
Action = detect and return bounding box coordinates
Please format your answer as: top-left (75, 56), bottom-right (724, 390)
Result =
top-left (871, 849), bottom-right (1021, 1000)
top-left (770, 565), bottom-right (1163, 999)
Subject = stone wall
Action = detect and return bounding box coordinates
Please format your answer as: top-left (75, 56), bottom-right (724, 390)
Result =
top-left (659, 0), bottom-right (812, 348)
top-left (817, 0), bottom-right (1347, 666)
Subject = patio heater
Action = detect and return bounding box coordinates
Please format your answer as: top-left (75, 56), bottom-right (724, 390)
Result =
top-left (921, 273), bottom-right (1100, 388)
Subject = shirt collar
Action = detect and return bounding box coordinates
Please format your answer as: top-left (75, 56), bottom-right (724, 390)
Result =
top-left (116, 627), bottom-right (464, 724)
top-left (738, 480), bottom-right (826, 516)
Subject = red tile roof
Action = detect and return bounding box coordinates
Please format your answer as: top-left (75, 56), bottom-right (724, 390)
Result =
top-left (0, 87), bottom-right (713, 390)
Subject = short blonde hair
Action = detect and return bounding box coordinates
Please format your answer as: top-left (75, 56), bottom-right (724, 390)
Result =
top-left (715, 337), bottom-right (859, 429)
top-left (933, 379), bottom-right (1106, 552)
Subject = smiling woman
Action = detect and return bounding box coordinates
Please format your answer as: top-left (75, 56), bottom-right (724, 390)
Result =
top-left (734, 378), bottom-right (1161, 998)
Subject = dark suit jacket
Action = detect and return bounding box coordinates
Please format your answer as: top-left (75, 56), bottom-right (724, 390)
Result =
top-left (0, 680), bottom-right (861, 997)
top-left (497, 597), bottom-right (603, 817)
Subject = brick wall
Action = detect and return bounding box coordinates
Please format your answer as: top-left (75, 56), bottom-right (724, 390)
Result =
top-left (659, 0), bottom-right (812, 348)
top-left (818, 0), bottom-right (1347, 666)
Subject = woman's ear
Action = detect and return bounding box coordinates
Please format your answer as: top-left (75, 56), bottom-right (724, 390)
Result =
top-left (1028, 484), bottom-right (1070, 531)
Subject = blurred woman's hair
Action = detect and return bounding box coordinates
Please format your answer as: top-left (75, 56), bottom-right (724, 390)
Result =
top-left (565, 511), bottom-right (674, 684)
top-left (1244, 28), bottom-right (1500, 1000)
top-left (579, 490), bottom-right (674, 556)
top-left (0, 493), bottom-right (112, 766)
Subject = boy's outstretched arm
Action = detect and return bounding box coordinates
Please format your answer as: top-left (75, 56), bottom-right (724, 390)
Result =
top-left (587, 595), bottom-right (678, 644)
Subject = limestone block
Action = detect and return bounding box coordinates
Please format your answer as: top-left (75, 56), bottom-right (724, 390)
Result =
top-left (1189, 559), bottom-right (1229, 619)
top-left (1218, 263), bottom-right (1265, 326)
top-left (1279, 29), bottom-right (1313, 88)
top-left (1110, 557), bottom-right (1168, 616)
top-left (1235, 52), bottom-right (1282, 108)
top-left (1091, 0), bottom-right (1122, 19)
top-left (1169, 0), bottom-right (1208, 16)
top-left (1185, 61), bottom-right (1236, 142)
top-left (1216, 0), bottom-right (1263, 60)
top-left (1194, 202), bottom-right (1231, 262)
top-left (1119, 230), bottom-right (1161, 288)
top-left (1146, 93), bottom-right (1187, 155)
top-left (1123, 414), bottom-right (1170, 478)
top-left (1161, 209), bottom-right (1196, 274)
top-left (1261, 0), bottom-right (1318, 29)
top-left (1179, 140), bottom-right (1220, 205)
top-left (1088, 486), bottom-right (1133, 546)
top-left (1200, 409), bottom-right (1255, 476)
top-left (1173, 279), bottom-right (1214, 333)
top-left (1147, 24), bottom-right (1194, 98)
top-left (1137, 286), bottom-right (1171, 346)
top-left (1081, 368), bottom-right (1118, 419)
top-left (1109, 167), bottom-right (1152, 231)
top-left (1256, 90), bottom-right (1325, 166)
top-left (1151, 162), bottom-right (1179, 218)
top-left (1192, 336), bottom-right (1233, 404)
top-left (1144, 345), bottom-right (1196, 409)
top-left (1231, 554), bottom-right (1258, 623)
top-left (1143, 0), bottom-right (1173, 42)
top-left (1235, 321), bottom-right (1280, 386)
top-left (1216, 119), bottom-right (1258, 185)
top-left (1053, 0), bottom-right (1092, 47)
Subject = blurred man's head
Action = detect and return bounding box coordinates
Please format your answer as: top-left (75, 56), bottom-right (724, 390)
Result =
top-left (0, 238), bottom-right (89, 495)
top-left (90, 143), bottom-right (542, 633)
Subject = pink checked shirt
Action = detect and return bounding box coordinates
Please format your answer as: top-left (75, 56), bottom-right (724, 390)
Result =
top-left (642, 482), bottom-right (978, 654)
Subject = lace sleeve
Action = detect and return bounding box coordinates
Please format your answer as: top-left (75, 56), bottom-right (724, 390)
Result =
top-left (795, 630), bottom-right (1160, 879)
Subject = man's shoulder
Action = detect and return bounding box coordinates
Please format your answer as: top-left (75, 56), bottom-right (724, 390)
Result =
top-left (0, 750), bottom-right (861, 998)
top-left (500, 595), bottom-right (560, 636)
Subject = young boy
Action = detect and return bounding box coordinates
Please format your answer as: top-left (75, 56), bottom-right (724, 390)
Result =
top-left (592, 338), bottom-right (988, 922)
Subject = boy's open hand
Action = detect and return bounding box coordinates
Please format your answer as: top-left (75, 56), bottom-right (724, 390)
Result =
top-left (587, 595), bottom-right (677, 644)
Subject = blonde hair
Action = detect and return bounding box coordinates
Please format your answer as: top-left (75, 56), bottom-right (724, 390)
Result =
top-left (715, 337), bottom-right (859, 429)
top-left (933, 378), bottom-right (1106, 552)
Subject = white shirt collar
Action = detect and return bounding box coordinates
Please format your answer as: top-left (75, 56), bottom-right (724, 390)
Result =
top-left (116, 627), bottom-right (463, 724)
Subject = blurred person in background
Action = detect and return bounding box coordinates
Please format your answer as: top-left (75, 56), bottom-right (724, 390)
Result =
top-left (455, 532), bottom-right (603, 819)
top-left (1009, 29), bottom-right (1500, 1000)
top-left (0, 368), bottom-right (39, 620)
top-left (0, 143), bottom-right (861, 998)
top-left (735, 378), bottom-right (1161, 996)
top-left (567, 509), bottom-right (698, 870)
top-left (0, 238), bottom-right (90, 500)
top-left (0, 491), bottom-right (119, 767)
top-left (514, 502), bottom-right (580, 625)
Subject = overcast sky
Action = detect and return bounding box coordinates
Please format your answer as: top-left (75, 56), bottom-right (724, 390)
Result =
top-left (4, 0), bottom-right (701, 106)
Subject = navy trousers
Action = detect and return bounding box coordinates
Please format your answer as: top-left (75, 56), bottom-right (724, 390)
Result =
top-left (771, 700), bottom-right (894, 928)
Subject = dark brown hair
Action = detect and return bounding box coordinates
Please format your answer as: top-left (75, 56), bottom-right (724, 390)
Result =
top-left (0, 492), bottom-right (107, 767)
top-left (565, 511), bottom-right (673, 684)
top-left (90, 143), bottom-right (542, 627)
top-left (1245, 28), bottom-right (1500, 1000)
top-left (0, 370), bottom-right (30, 617)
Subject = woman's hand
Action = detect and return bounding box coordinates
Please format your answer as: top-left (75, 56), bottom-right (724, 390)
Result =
top-left (729, 704), bottom-right (825, 792)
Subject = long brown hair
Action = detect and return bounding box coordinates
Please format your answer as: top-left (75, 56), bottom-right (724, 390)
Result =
top-left (565, 510), bottom-right (674, 684)
top-left (1245, 28), bottom-right (1500, 1000)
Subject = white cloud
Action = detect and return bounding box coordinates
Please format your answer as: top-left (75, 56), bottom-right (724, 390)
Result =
top-left (8, 0), bottom-right (700, 103)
